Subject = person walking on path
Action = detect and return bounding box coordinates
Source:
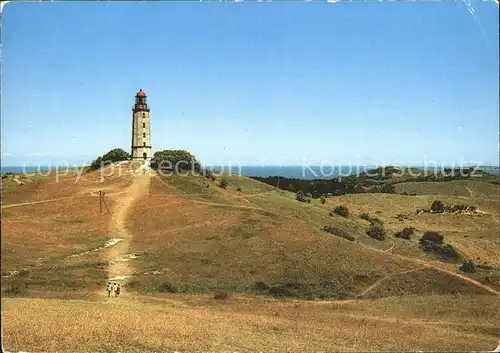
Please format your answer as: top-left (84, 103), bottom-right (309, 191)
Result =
top-left (115, 284), bottom-right (121, 297)
top-left (106, 282), bottom-right (113, 297)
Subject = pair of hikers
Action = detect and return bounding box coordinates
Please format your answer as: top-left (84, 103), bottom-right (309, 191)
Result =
top-left (106, 282), bottom-right (121, 297)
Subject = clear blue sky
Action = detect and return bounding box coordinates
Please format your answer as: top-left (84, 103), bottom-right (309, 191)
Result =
top-left (1, 1), bottom-right (498, 167)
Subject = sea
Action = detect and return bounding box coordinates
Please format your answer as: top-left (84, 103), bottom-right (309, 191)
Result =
top-left (3, 165), bottom-right (498, 180)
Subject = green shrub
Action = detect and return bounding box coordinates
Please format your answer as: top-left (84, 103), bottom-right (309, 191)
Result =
top-left (445, 204), bottom-right (477, 213)
top-left (395, 227), bottom-right (415, 240)
top-left (421, 231), bottom-right (444, 245)
top-left (420, 241), bottom-right (460, 260)
top-left (3, 280), bottom-right (27, 296)
top-left (236, 187), bottom-right (242, 192)
top-left (153, 149), bottom-right (201, 172)
top-left (459, 260), bottom-right (476, 273)
top-left (366, 222), bottom-right (386, 241)
top-left (320, 196), bottom-right (326, 204)
top-left (219, 177), bottom-right (229, 189)
top-left (322, 225), bottom-right (355, 241)
top-left (89, 148), bottom-right (130, 171)
top-left (360, 212), bottom-right (370, 221)
top-left (419, 232), bottom-right (459, 260)
top-left (332, 205), bottom-right (349, 217)
top-left (430, 200), bottom-right (445, 213)
top-left (359, 212), bottom-right (384, 225)
top-left (296, 190), bottom-right (307, 202)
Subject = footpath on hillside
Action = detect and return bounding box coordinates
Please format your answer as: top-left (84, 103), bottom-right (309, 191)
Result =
top-left (102, 166), bottom-right (151, 298)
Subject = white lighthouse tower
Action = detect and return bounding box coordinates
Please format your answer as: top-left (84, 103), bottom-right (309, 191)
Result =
top-left (131, 89), bottom-right (152, 160)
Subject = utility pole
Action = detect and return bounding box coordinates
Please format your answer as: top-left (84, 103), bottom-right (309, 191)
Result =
top-left (200, 170), bottom-right (204, 194)
top-left (102, 190), bottom-right (110, 214)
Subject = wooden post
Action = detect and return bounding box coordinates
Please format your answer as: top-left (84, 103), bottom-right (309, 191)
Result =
top-left (102, 190), bottom-right (110, 214)
top-left (99, 190), bottom-right (103, 213)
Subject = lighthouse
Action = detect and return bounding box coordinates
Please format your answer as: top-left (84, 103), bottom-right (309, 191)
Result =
top-left (131, 89), bottom-right (152, 160)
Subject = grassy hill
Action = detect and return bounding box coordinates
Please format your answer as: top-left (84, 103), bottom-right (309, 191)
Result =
top-left (1, 164), bottom-right (499, 351)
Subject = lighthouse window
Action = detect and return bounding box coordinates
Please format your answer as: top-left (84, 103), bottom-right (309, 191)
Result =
top-left (143, 142), bottom-right (146, 147)
top-left (143, 113), bottom-right (145, 118)
top-left (143, 133), bottom-right (146, 137)
top-left (143, 123), bottom-right (145, 128)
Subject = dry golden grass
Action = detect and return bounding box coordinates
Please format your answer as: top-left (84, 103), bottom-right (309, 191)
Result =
top-left (1, 196), bottom-right (112, 270)
top-left (2, 294), bottom-right (498, 352)
top-left (1, 164), bottom-right (142, 293)
top-left (123, 173), bottom-right (498, 298)
top-left (2, 168), bottom-right (500, 352)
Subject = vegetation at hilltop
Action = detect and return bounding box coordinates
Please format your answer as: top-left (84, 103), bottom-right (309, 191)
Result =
top-left (89, 148), bottom-right (130, 170)
top-left (150, 150), bottom-right (215, 178)
top-left (152, 150), bottom-right (201, 172)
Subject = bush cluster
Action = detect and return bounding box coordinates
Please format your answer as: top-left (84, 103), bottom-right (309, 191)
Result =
top-left (153, 149), bottom-right (201, 172)
top-left (459, 260), bottom-right (476, 273)
top-left (359, 212), bottom-right (384, 225)
top-left (419, 232), bottom-right (459, 260)
top-left (395, 227), bottom-right (415, 240)
top-left (430, 200), bottom-right (477, 214)
top-left (366, 222), bottom-right (386, 241)
top-left (322, 225), bottom-right (355, 241)
top-left (219, 177), bottom-right (229, 189)
top-left (89, 148), bottom-right (130, 171)
top-left (296, 190), bottom-right (311, 203)
top-left (332, 205), bottom-right (349, 217)
top-left (420, 231), bottom-right (443, 244)
top-left (430, 200), bottom-right (445, 213)
top-left (444, 204), bottom-right (477, 213)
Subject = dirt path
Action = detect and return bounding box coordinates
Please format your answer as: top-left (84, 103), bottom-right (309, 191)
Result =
top-left (188, 199), bottom-right (266, 212)
top-left (106, 170), bottom-right (151, 286)
top-left (356, 268), bottom-right (426, 298)
top-left (1, 195), bottom-right (90, 209)
top-left (465, 186), bottom-right (474, 198)
top-left (358, 242), bottom-right (500, 296)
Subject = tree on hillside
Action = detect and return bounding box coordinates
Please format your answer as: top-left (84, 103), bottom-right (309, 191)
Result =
top-left (420, 231), bottom-right (444, 245)
top-left (102, 148), bottom-right (130, 163)
top-left (89, 148), bottom-right (130, 170)
top-left (430, 200), bottom-right (445, 213)
top-left (219, 176), bottom-right (229, 189)
top-left (366, 222), bottom-right (386, 241)
top-left (153, 150), bottom-right (201, 173)
top-left (296, 190), bottom-right (307, 202)
top-left (332, 205), bottom-right (349, 217)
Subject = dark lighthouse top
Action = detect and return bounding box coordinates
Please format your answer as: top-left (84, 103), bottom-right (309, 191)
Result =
top-left (134, 89), bottom-right (149, 112)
